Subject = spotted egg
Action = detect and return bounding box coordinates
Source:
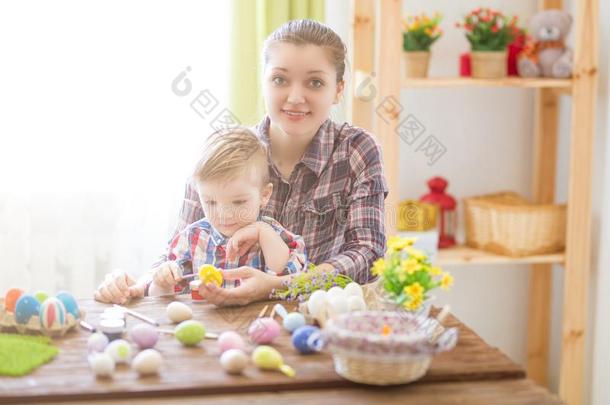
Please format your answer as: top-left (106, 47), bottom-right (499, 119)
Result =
top-left (39, 297), bottom-right (67, 330)
top-left (15, 294), bottom-right (41, 324)
top-left (56, 291), bottom-right (80, 319)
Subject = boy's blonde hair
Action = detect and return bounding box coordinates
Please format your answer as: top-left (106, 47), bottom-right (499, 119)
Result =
top-left (193, 127), bottom-right (270, 185)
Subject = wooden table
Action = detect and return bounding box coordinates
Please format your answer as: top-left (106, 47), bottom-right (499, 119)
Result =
top-left (0, 296), bottom-right (562, 404)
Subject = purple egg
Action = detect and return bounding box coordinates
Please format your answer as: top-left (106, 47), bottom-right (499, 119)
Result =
top-left (247, 317), bottom-right (280, 344)
top-left (129, 323), bottom-right (159, 349)
top-left (87, 332), bottom-right (110, 353)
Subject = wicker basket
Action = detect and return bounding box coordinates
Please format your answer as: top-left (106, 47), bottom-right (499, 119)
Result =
top-left (464, 191), bottom-right (566, 257)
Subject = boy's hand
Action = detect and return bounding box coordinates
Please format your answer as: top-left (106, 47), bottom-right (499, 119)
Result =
top-left (152, 261), bottom-right (182, 288)
top-left (226, 222), bottom-right (261, 261)
top-left (94, 270), bottom-right (145, 304)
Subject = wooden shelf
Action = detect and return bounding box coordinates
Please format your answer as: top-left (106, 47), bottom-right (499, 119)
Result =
top-left (402, 77), bottom-right (573, 90)
top-left (435, 245), bottom-right (565, 266)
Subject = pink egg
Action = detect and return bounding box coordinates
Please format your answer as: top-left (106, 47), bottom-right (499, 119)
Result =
top-left (130, 323), bottom-right (159, 349)
top-left (218, 331), bottom-right (246, 353)
top-left (247, 317), bottom-right (280, 344)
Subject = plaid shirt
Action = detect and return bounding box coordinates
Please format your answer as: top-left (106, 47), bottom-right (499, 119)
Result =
top-left (157, 116), bottom-right (388, 284)
top-left (167, 216), bottom-right (306, 290)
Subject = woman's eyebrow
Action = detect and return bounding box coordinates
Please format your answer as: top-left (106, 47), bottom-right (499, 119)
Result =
top-left (271, 67), bottom-right (329, 76)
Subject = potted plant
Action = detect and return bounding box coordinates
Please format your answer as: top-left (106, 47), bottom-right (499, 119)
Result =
top-left (402, 12), bottom-right (443, 78)
top-left (456, 8), bottom-right (517, 79)
top-left (372, 236), bottom-right (453, 316)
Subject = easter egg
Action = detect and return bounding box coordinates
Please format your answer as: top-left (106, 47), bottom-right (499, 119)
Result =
top-left (291, 325), bottom-right (320, 354)
top-left (220, 349), bottom-right (248, 374)
top-left (198, 264), bottom-right (223, 287)
top-left (174, 320), bottom-right (206, 346)
top-left (217, 331), bottom-right (246, 353)
top-left (14, 294), bottom-right (41, 324)
top-left (88, 352), bottom-right (115, 377)
top-left (347, 295), bottom-right (367, 312)
top-left (104, 339), bottom-right (132, 364)
top-left (166, 301), bottom-right (192, 323)
top-left (252, 345), bottom-right (295, 377)
top-left (4, 288), bottom-right (24, 313)
top-left (132, 349), bottom-right (163, 376)
top-left (56, 291), bottom-right (80, 319)
top-left (327, 295), bottom-right (349, 317)
top-left (343, 282), bottom-right (364, 298)
top-left (282, 312), bottom-right (306, 332)
top-left (33, 291), bottom-right (49, 304)
top-left (326, 286), bottom-right (346, 301)
top-left (307, 290), bottom-right (327, 318)
top-left (248, 317), bottom-right (280, 344)
top-left (87, 332), bottom-right (110, 353)
top-left (39, 297), bottom-right (67, 330)
top-left (130, 323), bottom-right (159, 349)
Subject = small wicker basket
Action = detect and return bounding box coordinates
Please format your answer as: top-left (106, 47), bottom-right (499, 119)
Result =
top-left (318, 309), bottom-right (458, 385)
top-left (464, 191), bottom-right (566, 257)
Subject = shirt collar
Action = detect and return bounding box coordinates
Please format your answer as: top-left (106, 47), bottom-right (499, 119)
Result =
top-left (256, 116), bottom-right (335, 178)
top-left (209, 225), bottom-right (227, 246)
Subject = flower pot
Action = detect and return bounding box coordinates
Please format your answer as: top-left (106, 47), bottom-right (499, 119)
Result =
top-left (403, 51), bottom-right (430, 78)
top-left (470, 50), bottom-right (507, 79)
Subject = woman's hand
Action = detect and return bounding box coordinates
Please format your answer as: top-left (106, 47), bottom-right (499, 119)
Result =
top-left (198, 266), bottom-right (287, 306)
top-left (225, 223), bottom-right (260, 261)
top-left (94, 270), bottom-right (146, 304)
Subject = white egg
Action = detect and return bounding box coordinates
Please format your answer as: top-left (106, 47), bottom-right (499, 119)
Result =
top-left (132, 349), bottom-right (163, 376)
top-left (347, 295), bottom-right (367, 312)
top-left (326, 286), bottom-right (346, 300)
top-left (88, 352), bottom-right (115, 377)
top-left (344, 282), bottom-right (364, 298)
top-left (166, 301), bottom-right (193, 323)
top-left (327, 295), bottom-right (349, 316)
top-left (87, 332), bottom-right (109, 353)
top-left (104, 339), bottom-right (132, 364)
top-left (220, 349), bottom-right (248, 374)
top-left (307, 290), bottom-right (328, 318)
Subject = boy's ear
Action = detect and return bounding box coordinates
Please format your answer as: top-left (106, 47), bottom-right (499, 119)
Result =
top-left (261, 182), bottom-right (273, 206)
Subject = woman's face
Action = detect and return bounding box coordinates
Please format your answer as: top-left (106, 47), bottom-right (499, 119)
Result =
top-left (263, 43), bottom-right (344, 139)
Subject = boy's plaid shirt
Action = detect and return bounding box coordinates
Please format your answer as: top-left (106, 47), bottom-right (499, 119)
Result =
top-left (165, 216), bottom-right (306, 292)
top-left (154, 116), bottom-right (388, 284)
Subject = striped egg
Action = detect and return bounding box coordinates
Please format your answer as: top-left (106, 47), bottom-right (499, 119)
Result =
top-left (39, 297), bottom-right (67, 330)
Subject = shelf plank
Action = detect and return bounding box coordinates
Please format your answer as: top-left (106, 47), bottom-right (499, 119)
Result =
top-left (436, 245), bottom-right (565, 266)
top-left (402, 77), bottom-right (573, 90)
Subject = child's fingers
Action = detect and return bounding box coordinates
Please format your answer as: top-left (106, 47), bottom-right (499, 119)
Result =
top-left (225, 238), bottom-right (237, 260)
top-left (153, 272), bottom-right (168, 288)
top-left (168, 261), bottom-right (182, 280)
top-left (162, 268), bottom-right (177, 286)
top-left (221, 267), bottom-right (253, 280)
top-left (93, 290), bottom-right (108, 303)
top-left (98, 286), bottom-right (115, 303)
top-left (114, 275), bottom-right (130, 295)
top-left (106, 283), bottom-right (128, 303)
top-left (128, 284), bottom-right (145, 298)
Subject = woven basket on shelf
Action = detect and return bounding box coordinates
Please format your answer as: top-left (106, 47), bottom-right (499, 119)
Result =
top-left (464, 191), bottom-right (566, 257)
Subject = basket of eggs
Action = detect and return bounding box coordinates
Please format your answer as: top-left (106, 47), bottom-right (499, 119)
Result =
top-left (0, 288), bottom-right (84, 337)
top-left (312, 307), bottom-right (458, 385)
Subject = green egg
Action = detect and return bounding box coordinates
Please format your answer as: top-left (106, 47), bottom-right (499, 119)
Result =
top-left (34, 291), bottom-right (49, 303)
top-left (174, 320), bottom-right (206, 346)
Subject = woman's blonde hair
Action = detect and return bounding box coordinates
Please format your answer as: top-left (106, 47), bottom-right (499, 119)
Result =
top-left (262, 19), bottom-right (347, 83)
top-left (193, 127), bottom-right (269, 185)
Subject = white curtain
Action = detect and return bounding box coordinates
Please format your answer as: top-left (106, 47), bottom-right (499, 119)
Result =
top-left (0, 1), bottom-right (230, 298)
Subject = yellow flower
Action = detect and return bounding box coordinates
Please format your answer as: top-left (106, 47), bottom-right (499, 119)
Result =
top-left (441, 272), bottom-right (454, 290)
top-left (429, 266), bottom-right (443, 276)
top-left (405, 246), bottom-right (426, 261)
top-left (372, 258), bottom-right (386, 276)
top-left (424, 27), bottom-right (433, 36)
top-left (401, 258), bottom-right (419, 274)
top-left (404, 282), bottom-right (424, 298)
top-left (387, 236), bottom-right (416, 252)
top-left (404, 295), bottom-right (423, 311)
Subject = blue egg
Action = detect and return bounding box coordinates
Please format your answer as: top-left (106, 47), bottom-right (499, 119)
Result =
top-left (291, 325), bottom-right (320, 354)
top-left (15, 294), bottom-right (41, 324)
top-left (283, 312), bottom-right (306, 332)
top-left (56, 291), bottom-right (79, 319)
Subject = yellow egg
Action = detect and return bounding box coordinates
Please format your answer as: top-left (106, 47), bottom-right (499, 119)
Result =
top-left (198, 264), bottom-right (223, 287)
top-left (251, 345), bottom-right (295, 377)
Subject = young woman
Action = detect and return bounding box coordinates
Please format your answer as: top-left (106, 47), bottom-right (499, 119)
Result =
top-left (94, 19), bottom-right (388, 306)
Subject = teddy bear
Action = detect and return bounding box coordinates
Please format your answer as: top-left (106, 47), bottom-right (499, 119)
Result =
top-left (518, 9), bottom-right (573, 78)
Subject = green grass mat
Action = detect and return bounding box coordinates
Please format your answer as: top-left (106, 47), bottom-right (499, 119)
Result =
top-left (0, 333), bottom-right (59, 376)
